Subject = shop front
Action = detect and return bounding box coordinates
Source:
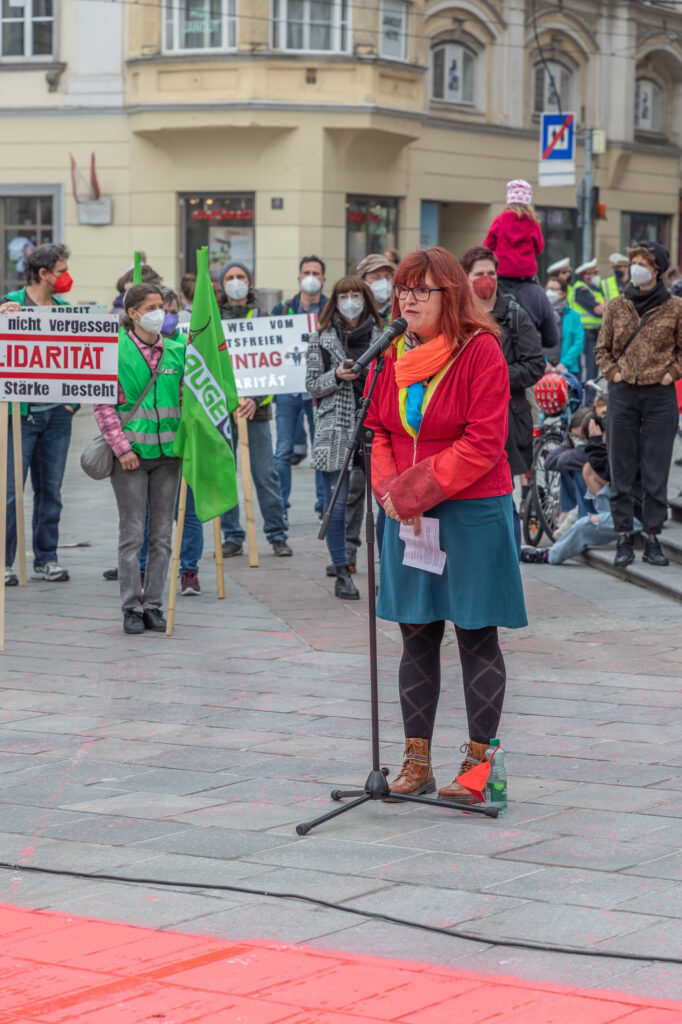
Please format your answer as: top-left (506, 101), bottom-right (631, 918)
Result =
top-left (180, 192), bottom-right (255, 278)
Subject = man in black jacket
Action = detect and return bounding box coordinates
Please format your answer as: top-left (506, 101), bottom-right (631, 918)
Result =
top-left (461, 246), bottom-right (546, 553)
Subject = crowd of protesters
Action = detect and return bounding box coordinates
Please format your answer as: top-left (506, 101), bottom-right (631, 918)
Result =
top-left (2, 190), bottom-right (682, 630)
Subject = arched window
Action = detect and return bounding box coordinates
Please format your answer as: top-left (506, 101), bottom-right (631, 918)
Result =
top-left (635, 78), bottom-right (664, 134)
top-left (431, 43), bottom-right (476, 105)
top-left (533, 60), bottom-right (572, 115)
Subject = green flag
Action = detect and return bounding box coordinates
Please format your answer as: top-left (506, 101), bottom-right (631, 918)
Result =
top-left (133, 251), bottom-right (142, 284)
top-left (173, 247), bottom-right (239, 522)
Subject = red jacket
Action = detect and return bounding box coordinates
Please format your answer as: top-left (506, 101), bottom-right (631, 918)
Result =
top-left (484, 210), bottom-right (544, 278)
top-left (365, 332), bottom-right (512, 519)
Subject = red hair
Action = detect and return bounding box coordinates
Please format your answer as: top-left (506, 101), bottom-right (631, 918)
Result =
top-left (392, 246), bottom-right (499, 347)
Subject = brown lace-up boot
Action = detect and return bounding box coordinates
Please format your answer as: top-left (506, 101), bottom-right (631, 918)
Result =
top-left (388, 738), bottom-right (436, 797)
top-left (437, 740), bottom-right (489, 802)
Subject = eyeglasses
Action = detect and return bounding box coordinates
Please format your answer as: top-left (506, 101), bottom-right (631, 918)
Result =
top-left (394, 284), bottom-right (443, 302)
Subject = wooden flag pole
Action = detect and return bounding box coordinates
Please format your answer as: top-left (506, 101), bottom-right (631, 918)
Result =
top-left (213, 518), bottom-right (225, 598)
top-left (239, 421), bottom-right (259, 568)
top-left (0, 404), bottom-right (9, 651)
top-left (166, 477), bottom-right (187, 637)
top-left (11, 404), bottom-right (27, 586)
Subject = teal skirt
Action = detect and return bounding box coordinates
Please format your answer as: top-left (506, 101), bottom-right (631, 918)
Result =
top-left (377, 494), bottom-right (527, 629)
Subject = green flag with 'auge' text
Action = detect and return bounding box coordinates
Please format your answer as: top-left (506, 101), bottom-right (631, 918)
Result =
top-left (173, 247), bottom-right (239, 522)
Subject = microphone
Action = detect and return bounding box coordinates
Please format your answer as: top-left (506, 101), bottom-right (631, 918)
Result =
top-left (350, 317), bottom-right (407, 374)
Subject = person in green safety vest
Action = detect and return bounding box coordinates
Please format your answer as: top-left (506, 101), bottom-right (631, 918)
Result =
top-left (217, 261), bottom-right (292, 558)
top-left (135, 287), bottom-right (205, 599)
top-left (603, 253), bottom-right (630, 301)
top-left (94, 284), bottom-right (185, 635)
top-left (567, 259), bottom-right (605, 382)
top-left (1, 243), bottom-right (78, 587)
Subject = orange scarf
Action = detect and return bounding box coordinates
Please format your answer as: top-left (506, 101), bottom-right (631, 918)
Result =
top-left (394, 333), bottom-right (457, 389)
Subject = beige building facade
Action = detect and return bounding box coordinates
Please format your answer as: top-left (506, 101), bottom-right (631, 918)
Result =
top-left (1, 0), bottom-right (681, 305)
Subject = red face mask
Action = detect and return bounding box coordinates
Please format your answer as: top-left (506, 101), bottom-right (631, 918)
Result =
top-left (472, 276), bottom-right (496, 300)
top-left (52, 272), bottom-right (73, 294)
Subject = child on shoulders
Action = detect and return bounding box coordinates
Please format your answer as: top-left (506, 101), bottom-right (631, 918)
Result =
top-left (484, 179), bottom-right (544, 280)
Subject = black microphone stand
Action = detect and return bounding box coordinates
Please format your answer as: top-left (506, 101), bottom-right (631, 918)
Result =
top-left (296, 354), bottom-right (498, 835)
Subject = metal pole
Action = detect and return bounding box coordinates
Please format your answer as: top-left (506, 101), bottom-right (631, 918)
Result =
top-left (582, 127), bottom-right (593, 265)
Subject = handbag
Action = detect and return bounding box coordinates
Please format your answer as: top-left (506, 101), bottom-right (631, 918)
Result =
top-left (80, 366), bottom-right (163, 480)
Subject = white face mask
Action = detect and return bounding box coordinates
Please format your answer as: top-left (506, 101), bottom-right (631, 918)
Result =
top-left (300, 274), bottom-right (322, 295)
top-left (135, 308), bottom-right (165, 335)
top-left (338, 297), bottom-right (364, 322)
top-left (369, 278), bottom-right (393, 304)
top-left (224, 277), bottom-right (249, 301)
top-left (590, 274), bottom-right (601, 288)
top-left (630, 263), bottom-right (653, 287)
top-left (545, 288), bottom-right (559, 305)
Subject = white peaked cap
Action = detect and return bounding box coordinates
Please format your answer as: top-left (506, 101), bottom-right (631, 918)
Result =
top-left (575, 259), bottom-right (598, 276)
top-left (546, 257), bottom-right (571, 274)
top-left (609, 252), bottom-right (628, 264)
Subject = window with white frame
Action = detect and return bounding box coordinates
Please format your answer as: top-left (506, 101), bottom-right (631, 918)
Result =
top-left (271, 0), bottom-right (349, 53)
top-left (379, 0), bottom-right (408, 61)
top-left (431, 43), bottom-right (475, 105)
top-left (635, 78), bottom-right (664, 134)
top-left (1, 0), bottom-right (53, 59)
top-left (533, 60), bottom-right (572, 115)
top-left (163, 0), bottom-right (237, 53)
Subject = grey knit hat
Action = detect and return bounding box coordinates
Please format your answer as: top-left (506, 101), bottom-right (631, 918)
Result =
top-left (219, 260), bottom-right (252, 286)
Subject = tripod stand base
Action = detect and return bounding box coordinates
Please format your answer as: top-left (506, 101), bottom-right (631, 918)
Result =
top-left (295, 768), bottom-right (499, 835)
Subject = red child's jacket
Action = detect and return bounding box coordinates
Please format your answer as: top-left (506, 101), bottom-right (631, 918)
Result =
top-left (364, 331), bottom-right (512, 520)
top-left (484, 209), bottom-right (544, 278)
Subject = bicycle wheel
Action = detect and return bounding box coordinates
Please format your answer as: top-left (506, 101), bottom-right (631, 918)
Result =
top-left (521, 492), bottom-right (543, 546)
top-left (531, 431), bottom-right (564, 542)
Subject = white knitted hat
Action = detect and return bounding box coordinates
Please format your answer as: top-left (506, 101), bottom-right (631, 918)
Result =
top-left (506, 179), bottom-right (533, 206)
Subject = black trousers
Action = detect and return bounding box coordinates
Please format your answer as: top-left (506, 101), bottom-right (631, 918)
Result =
top-left (607, 380), bottom-right (679, 534)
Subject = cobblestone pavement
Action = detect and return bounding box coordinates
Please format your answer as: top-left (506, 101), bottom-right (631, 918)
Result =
top-left (1, 411), bottom-right (682, 1008)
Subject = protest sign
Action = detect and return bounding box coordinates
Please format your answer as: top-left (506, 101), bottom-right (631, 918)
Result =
top-left (0, 309), bottom-right (119, 403)
top-left (180, 312), bottom-right (316, 397)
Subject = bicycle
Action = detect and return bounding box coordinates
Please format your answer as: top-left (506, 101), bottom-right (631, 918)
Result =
top-left (522, 371), bottom-right (582, 545)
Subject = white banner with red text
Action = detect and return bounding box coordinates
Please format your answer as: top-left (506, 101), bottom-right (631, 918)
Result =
top-left (0, 308), bottom-right (120, 403)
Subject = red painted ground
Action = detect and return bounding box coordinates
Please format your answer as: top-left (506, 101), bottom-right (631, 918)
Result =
top-left (0, 903), bottom-right (681, 1023)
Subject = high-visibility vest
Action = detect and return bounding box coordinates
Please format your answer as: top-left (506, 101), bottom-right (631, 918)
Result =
top-left (603, 275), bottom-right (621, 301)
top-left (116, 330), bottom-right (184, 458)
top-left (567, 280), bottom-right (603, 329)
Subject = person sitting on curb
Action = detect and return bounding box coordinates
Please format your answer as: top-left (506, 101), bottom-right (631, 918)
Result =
top-left (521, 416), bottom-right (642, 565)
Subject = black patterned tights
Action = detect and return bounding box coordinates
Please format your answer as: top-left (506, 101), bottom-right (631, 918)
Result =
top-left (398, 621), bottom-right (506, 745)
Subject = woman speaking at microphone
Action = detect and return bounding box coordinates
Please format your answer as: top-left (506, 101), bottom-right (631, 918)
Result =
top-left (365, 247), bottom-right (527, 802)
top-left (306, 276), bottom-right (383, 600)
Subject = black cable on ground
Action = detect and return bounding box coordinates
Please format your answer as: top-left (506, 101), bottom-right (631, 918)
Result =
top-left (1, 859), bottom-right (679, 967)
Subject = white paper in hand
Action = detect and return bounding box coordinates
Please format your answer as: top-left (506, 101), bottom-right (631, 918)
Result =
top-left (399, 517), bottom-right (446, 575)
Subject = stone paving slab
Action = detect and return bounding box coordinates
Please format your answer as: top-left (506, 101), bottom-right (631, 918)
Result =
top-left (1, 413), bottom-right (682, 1002)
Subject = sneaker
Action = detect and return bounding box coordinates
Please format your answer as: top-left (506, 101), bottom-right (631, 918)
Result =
top-left (123, 610), bottom-right (145, 635)
top-left (181, 570), bottom-right (201, 595)
top-left (291, 452), bottom-right (306, 466)
top-left (272, 540), bottom-right (293, 557)
top-left (4, 568), bottom-right (18, 586)
top-left (31, 562), bottom-right (69, 582)
top-left (143, 608), bottom-right (166, 631)
top-left (520, 546), bottom-right (548, 564)
top-left (103, 567), bottom-right (118, 581)
top-left (222, 541), bottom-right (244, 557)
